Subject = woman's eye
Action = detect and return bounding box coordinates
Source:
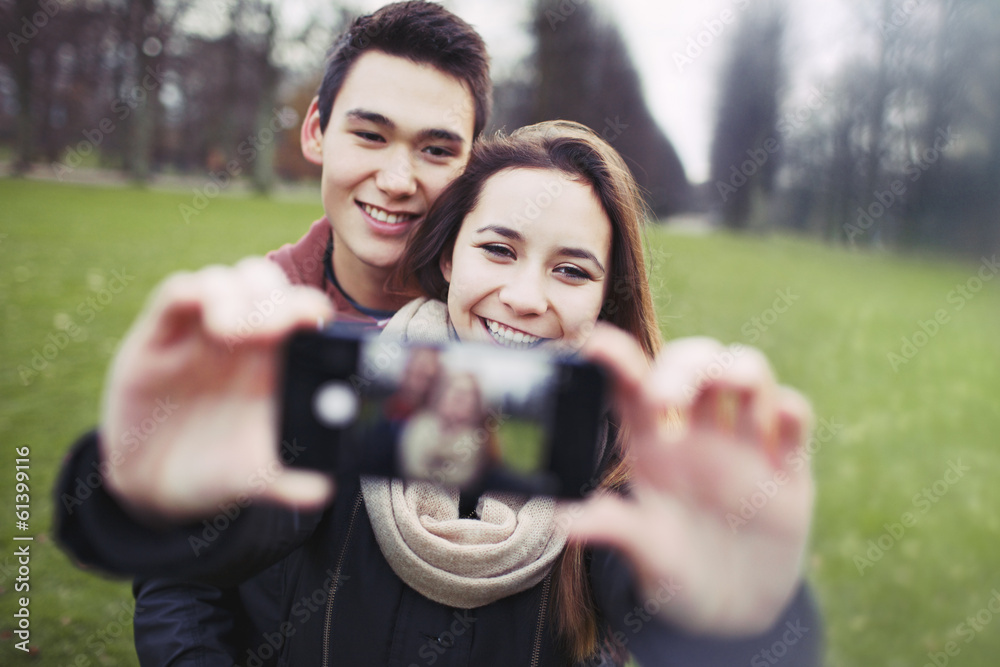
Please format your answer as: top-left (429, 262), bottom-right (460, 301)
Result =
top-left (480, 243), bottom-right (514, 260)
top-left (555, 265), bottom-right (592, 281)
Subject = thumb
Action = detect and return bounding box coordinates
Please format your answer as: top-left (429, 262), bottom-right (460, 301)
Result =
top-left (258, 468), bottom-right (335, 510)
top-left (579, 323), bottom-right (657, 435)
top-left (562, 490), bottom-right (691, 589)
top-left (562, 493), bottom-right (646, 551)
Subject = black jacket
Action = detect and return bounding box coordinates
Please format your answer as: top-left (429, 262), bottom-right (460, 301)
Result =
top-left (56, 432), bottom-right (823, 666)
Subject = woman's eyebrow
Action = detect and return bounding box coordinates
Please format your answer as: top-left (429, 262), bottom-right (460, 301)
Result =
top-left (557, 247), bottom-right (606, 274)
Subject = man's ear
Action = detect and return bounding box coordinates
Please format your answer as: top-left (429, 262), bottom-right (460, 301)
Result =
top-left (301, 97), bottom-right (324, 166)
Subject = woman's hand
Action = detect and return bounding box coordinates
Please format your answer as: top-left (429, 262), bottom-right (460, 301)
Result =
top-left (566, 323), bottom-right (815, 636)
top-left (99, 258), bottom-right (336, 522)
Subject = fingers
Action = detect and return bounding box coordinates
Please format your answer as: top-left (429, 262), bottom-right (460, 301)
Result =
top-left (581, 329), bottom-right (810, 472)
top-left (774, 385), bottom-right (814, 469)
top-left (148, 258), bottom-right (333, 349)
top-left (648, 337), bottom-right (731, 407)
top-left (560, 493), bottom-right (648, 552)
top-left (650, 339), bottom-right (786, 460)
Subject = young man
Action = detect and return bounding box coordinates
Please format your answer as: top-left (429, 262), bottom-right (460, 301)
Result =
top-left (56, 3), bottom-right (490, 664)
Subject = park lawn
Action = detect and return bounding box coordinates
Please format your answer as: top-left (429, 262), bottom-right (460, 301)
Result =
top-left (1, 179), bottom-right (999, 666)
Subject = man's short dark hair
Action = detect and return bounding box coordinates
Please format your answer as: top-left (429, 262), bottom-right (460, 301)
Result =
top-left (317, 1), bottom-right (492, 138)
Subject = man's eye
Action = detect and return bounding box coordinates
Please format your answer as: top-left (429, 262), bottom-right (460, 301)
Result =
top-left (424, 145), bottom-right (455, 158)
top-left (481, 243), bottom-right (514, 259)
top-left (355, 131), bottom-right (385, 143)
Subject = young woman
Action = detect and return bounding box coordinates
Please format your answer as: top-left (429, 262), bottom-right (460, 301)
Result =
top-left (371, 119), bottom-right (661, 662)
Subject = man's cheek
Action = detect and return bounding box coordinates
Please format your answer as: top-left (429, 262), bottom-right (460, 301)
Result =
top-left (430, 170), bottom-right (463, 203)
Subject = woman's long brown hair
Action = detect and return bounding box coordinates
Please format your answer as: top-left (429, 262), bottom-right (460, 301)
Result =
top-left (391, 120), bottom-right (662, 663)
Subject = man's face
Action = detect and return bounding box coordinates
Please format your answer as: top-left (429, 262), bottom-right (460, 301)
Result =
top-left (302, 51), bottom-right (476, 275)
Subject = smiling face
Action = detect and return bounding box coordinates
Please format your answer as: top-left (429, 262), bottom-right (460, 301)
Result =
top-left (433, 373), bottom-right (483, 429)
top-left (301, 50), bottom-right (475, 307)
top-left (440, 168), bottom-right (613, 351)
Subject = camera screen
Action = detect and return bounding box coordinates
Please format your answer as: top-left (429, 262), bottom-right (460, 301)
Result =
top-left (283, 330), bottom-right (606, 497)
top-left (348, 341), bottom-right (559, 490)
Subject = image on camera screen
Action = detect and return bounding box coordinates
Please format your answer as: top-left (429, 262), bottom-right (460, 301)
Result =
top-left (350, 341), bottom-right (558, 490)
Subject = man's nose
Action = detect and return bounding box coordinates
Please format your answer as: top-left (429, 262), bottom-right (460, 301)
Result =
top-left (375, 148), bottom-right (417, 198)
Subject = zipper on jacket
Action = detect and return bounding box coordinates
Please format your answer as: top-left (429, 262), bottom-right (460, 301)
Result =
top-left (322, 490), bottom-right (364, 667)
top-left (530, 573), bottom-right (553, 667)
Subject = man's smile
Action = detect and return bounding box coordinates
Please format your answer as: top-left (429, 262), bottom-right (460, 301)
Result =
top-left (358, 201), bottom-right (420, 226)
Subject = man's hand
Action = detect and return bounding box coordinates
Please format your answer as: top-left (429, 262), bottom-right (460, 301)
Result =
top-left (566, 324), bottom-right (815, 636)
top-left (100, 257), bottom-right (336, 522)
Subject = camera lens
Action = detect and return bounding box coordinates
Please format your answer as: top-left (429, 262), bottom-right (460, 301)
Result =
top-left (312, 381), bottom-right (359, 427)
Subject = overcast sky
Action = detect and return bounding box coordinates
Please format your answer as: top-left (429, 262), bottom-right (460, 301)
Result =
top-left (453, 0), bottom-right (859, 183)
top-left (274, 0), bottom-right (862, 183)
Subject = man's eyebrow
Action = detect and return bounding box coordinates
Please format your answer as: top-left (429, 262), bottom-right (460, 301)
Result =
top-left (475, 225), bottom-right (606, 274)
top-left (346, 108), bottom-right (464, 146)
top-left (475, 224), bottom-right (523, 241)
top-left (346, 108), bottom-right (394, 128)
top-left (419, 128), bottom-right (465, 145)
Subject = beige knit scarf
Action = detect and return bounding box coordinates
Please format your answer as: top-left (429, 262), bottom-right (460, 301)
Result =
top-left (361, 298), bottom-right (568, 609)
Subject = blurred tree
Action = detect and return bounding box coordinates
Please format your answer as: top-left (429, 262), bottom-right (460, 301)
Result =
top-left (275, 74), bottom-right (322, 181)
top-left (248, 0), bottom-right (277, 193)
top-left (904, 0), bottom-right (1000, 252)
top-left (774, 0), bottom-right (1000, 255)
top-left (708, 0), bottom-right (785, 231)
top-left (125, 0), bottom-right (164, 183)
top-left (525, 0), bottom-right (690, 217)
top-left (1, 0), bottom-right (38, 173)
top-left (0, 0), bottom-right (343, 185)
top-left (856, 0), bottom-right (895, 245)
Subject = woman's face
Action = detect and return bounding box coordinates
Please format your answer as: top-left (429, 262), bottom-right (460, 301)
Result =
top-left (434, 373), bottom-right (482, 426)
top-left (441, 168), bottom-right (612, 351)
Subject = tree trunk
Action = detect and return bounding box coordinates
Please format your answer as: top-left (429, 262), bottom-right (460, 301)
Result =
top-left (127, 0), bottom-right (158, 183)
top-left (251, 3), bottom-right (278, 194)
top-left (11, 0), bottom-right (36, 174)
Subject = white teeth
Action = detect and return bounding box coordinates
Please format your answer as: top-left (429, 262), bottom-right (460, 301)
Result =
top-left (363, 204), bottom-right (412, 225)
top-left (482, 318), bottom-right (541, 349)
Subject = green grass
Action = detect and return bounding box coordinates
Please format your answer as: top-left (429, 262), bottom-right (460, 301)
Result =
top-left (647, 232), bottom-right (1000, 666)
top-left (496, 418), bottom-right (546, 473)
top-left (2, 180), bottom-right (999, 665)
